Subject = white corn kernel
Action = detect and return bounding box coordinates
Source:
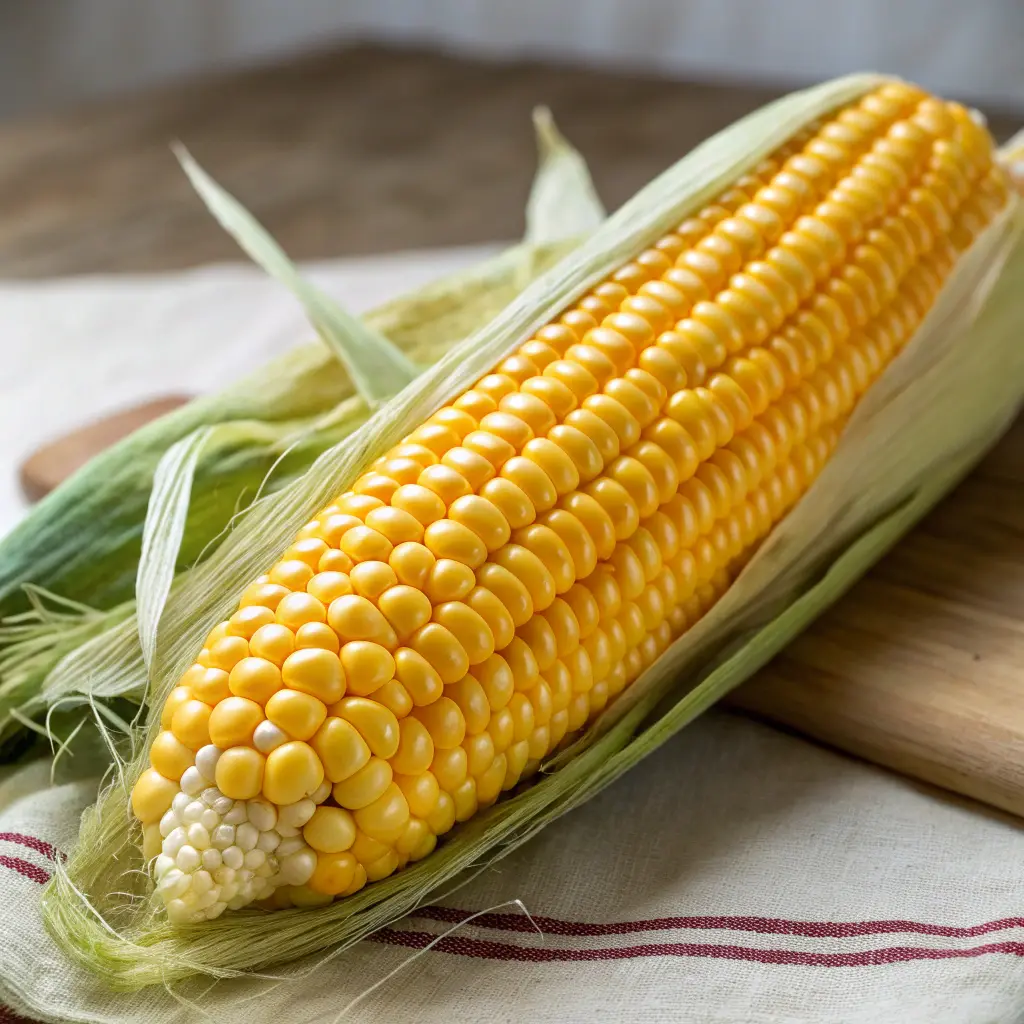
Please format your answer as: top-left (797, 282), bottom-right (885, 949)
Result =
top-left (278, 799), bottom-right (315, 829)
top-left (153, 854), bottom-right (176, 879)
top-left (235, 822), bottom-right (258, 852)
top-left (157, 869), bottom-right (188, 899)
top-left (256, 831), bottom-right (281, 853)
top-left (176, 845), bottom-right (200, 872)
top-left (246, 799), bottom-right (277, 832)
top-left (276, 836), bottom-right (306, 857)
top-left (253, 721), bottom-right (288, 754)
top-left (180, 767), bottom-right (205, 796)
top-left (211, 824), bottom-right (235, 850)
top-left (196, 746), bottom-right (223, 780)
top-left (163, 827), bottom-right (187, 858)
top-left (192, 870), bottom-right (214, 896)
top-left (280, 848), bottom-right (316, 885)
top-left (186, 824), bottom-right (211, 851)
top-left (222, 804), bottom-right (248, 825)
top-left (165, 898), bottom-right (191, 923)
top-left (243, 849), bottom-right (266, 871)
top-left (213, 866), bottom-right (236, 886)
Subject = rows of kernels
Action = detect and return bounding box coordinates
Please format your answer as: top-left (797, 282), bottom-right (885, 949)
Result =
top-left (357, 91), bottom-right (939, 518)
top-left (134, 85), bottom-right (1008, 918)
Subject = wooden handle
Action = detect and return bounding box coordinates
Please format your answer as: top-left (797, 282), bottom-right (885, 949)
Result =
top-left (18, 396), bottom-right (191, 501)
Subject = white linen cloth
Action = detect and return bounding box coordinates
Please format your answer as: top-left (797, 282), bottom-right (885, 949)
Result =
top-left (0, 254), bottom-right (1021, 1024)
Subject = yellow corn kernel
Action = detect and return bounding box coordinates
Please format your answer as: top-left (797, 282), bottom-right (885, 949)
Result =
top-left (394, 648), bottom-right (444, 706)
top-left (228, 605), bottom-right (275, 639)
top-left (424, 558), bottom-right (476, 603)
top-left (294, 621), bottom-right (341, 654)
top-left (332, 697), bottom-right (400, 759)
top-left (191, 667), bottom-right (231, 704)
top-left (349, 561), bottom-right (398, 601)
top-left (247, 624), bottom-right (295, 667)
top-left (413, 697), bottom-right (467, 750)
top-left (464, 732), bottom-right (496, 777)
top-left (263, 741), bottom-right (323, 805)
top-left (451, 778), bottom-right (478, 821)
top-left (374, 679), bottom-right (414, 719)
top-left (339, 641), bottom-right (395, 697)
top-left (208, 696), bottom-right (264, 748)
top-left (332, 757), bottom-right (393, 810)
top-left (170, 699), bottom-right (212, 750)
top-left (476, 562), bottom-right (534, 627)
top-left (215, 746), bottom-right (266, 800)
top-left (303, 806), bottom-right (357, 854)
top-left (309, 852), bottom-right (358, 895)
top-left (149, 731), bottom-right (194, 781)
top-left (350, 831), bottom-right (391, 867)
top-left (395, 771), bottom-right (442, 819)
top-left (354, 783), bottom-right (410, 843)
top-left (265, 689), bottom-right (327, 742)
top-left (389, 716), bottom-right (435, 776)
top-left (311, 716), bottom-right (371, 783)
top-left (159, 686), bottom-right (192, 729)
top-left (377, 585), bottom-right (433, 639)
top-left (281, 648), bottom-right (345, 704)
top-left (275, 592), bottom-right (327, 632)
top-left (432, 602), bottom-right (494, 665)
top-left (430, 746), bottom-right (469, 792)
top-left (131, 769), bottom-right (178, 823)
top-left (307, 571), bottom-right (353, 606)
top-left (327, 595), bottom-right (398, 648)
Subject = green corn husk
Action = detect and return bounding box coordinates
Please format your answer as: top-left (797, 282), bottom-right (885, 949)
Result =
top-left (0, 113), bottom-right (604, 753)
top-left (38, 75), bottom-right (1024, 990)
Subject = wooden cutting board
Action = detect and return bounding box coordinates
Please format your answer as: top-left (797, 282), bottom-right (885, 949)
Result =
top-left (19, 397), bottom-right (192, 501)
top-left (19, 402), bottom-right (1024, 817)
top-left (730, 414), bottom-right (1024, 817)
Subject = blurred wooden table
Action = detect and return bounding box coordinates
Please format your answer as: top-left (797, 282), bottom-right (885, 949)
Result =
top-left (0, 46), bottom-right (786, 277)
top-left (0, 45), bottom-right (1022, 816)
top-left (0, 43), bottom-right (1014, 280)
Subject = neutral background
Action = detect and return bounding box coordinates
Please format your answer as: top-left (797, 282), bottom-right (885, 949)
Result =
top-left (2, 0), bottom-right (1023, 120)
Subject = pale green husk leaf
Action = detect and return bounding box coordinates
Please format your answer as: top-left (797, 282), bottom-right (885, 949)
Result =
top-left (174, 144), bottom-right (418, 408)
top-left (525, 106), bottom-right (607, 244)
top-left (136, 427), bottom-right (212, 674)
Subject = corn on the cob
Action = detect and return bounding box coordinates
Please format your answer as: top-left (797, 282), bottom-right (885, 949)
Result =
top-left (131, 81), bottom-right (1011, 923)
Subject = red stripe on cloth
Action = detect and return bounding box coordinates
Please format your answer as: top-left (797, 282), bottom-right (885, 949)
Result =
top-left (0, 834), bottom-right (61, 861)
top-left (411, 906), bottom-right (1024, 940)
top-left (373, 928), bottom-right (1024, 967)
top-left (0, 855), bottom-right (50, 885)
